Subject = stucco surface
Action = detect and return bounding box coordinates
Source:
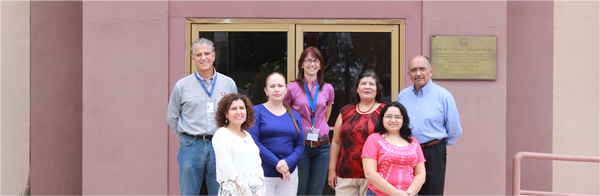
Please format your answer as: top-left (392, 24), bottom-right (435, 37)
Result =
top-left (0, 1), bottom-right (30, 195)
top-left (422, 1), bottom-right (507, 195)
top-left (30, 1), bottom-right (83, 195)
top-left (553, 1), bottom-right (599, 195)
top-left (82, 1), bottom-right (169, 194)
top-left (506, 1), bottom-right (554, 194)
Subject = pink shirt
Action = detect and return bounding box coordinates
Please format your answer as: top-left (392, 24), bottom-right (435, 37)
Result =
top-left (362, 133), bottom-right (425, 196)
top-left (284, 79), bottom-right (335, 139)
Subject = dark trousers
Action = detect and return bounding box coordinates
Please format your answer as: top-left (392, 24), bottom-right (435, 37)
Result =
top-left (418, 140), bottom-right (447, 196)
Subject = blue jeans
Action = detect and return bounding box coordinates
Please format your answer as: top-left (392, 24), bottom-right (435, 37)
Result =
top-left (367, 189), bottom-right (377, 196)
top-left (297, 143), bottom-right (330, 196)
top-left (177, 134), bottom-right (220, 195)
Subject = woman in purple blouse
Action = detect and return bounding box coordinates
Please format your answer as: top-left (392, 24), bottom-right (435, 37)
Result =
top-left (284, 46), bottom-right (335, 196)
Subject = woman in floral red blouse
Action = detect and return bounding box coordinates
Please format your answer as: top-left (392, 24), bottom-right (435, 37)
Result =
top-left (328, 69), bottom-right (386, 196)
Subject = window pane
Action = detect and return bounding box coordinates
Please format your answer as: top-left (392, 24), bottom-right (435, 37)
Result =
top-left (199, 32), bottom-right (288, 105)
top-left (304, 32), bottom-right (392, 126)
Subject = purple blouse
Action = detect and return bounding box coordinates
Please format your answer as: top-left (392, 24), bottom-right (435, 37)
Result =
top-left (284, 78), bottom-right (335, 139)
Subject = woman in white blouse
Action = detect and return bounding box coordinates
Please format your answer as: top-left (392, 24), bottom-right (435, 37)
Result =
top-left (213, 93), bottom-right (265, 196)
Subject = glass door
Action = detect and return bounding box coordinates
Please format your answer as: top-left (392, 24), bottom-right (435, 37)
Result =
top-left (188, 21), bottom-right (405, 116)
top-left (296, 25), bottom-right (402, 126)
top-left (189, 24), bottom-right (295, 105)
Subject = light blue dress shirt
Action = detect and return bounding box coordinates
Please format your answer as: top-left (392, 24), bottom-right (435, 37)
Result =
top-left (397, 80), bottom-right (462, 145)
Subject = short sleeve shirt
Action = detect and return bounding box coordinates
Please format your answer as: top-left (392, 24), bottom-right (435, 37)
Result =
top-left (362, 134), bottom-right (426, 195)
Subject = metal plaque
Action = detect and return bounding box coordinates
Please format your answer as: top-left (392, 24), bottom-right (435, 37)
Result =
top-left (431, 35), bottom-right (497, 80)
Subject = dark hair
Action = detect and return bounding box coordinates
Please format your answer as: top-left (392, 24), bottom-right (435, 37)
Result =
top-left (215, 93), bottom-right (255, 131)
top-left (374, 102), bottom-right (412, 143)
top-left (295, 46), bottom-right (326, 93)
top-left (351, 69), bottom-right (386, 105)
top-left (265, 72), bottom-right (301, 134)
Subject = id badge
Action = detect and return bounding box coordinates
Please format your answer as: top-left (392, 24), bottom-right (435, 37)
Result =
top-left (207, 102), bottom-right (214, 113)
top-left (306, 127), bottom-right (319, 141)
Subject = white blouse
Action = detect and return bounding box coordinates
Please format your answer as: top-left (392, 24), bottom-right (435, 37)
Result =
top-left (213, 127), bottom-right (265, 196)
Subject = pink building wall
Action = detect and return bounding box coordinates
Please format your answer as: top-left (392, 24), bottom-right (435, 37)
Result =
top-left (20, 1), bottom-right (575, 195)
top-left (421, 2), bottom-right (508, 194)
top-left (0, 1), bottom-right (31, 194)
top-left (30, 1), bottom-right (83, 195)
top-left (168, 1), bottom-right (423, 195)
top-left (506, 1), bottom-right (554, 194)
top-left (81, 1), bottom-right (169, 194)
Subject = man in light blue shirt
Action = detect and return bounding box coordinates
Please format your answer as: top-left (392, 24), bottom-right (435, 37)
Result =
top-left (167, 38), bottom-right (237, 195)
top-left (397, 55), bottom-right (462, 195)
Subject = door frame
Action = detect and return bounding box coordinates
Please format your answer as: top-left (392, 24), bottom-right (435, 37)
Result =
top-left (187, 18), bottom-right (405, 99)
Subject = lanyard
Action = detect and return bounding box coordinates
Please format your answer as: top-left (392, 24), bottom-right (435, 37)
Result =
top-left (195, 71), bottom-right (217, 97)
top-left (303, 82), bottom-right (319, 126)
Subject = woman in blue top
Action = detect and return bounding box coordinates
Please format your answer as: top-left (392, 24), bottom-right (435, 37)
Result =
top-left (249, 72), bottom-right (305, 196)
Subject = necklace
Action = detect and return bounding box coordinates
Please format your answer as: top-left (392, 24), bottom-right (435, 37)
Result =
top-left (356, 102), bottom-right (376, 113)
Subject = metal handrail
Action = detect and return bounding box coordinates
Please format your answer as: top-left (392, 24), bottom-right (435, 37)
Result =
top-left (513, 151), bottom-right (600, 196)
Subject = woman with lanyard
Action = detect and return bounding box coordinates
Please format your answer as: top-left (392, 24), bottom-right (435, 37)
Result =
top-left (284, 46), bottom-right (335, 196)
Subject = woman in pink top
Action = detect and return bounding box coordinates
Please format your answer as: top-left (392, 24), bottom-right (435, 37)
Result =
top-left (362, 102), bottom-right (426, 196)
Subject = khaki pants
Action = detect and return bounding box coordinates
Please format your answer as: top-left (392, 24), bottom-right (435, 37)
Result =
top-left (335, 177), bottom-right (368, 196)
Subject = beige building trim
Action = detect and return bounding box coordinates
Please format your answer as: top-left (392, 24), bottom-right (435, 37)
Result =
top-left (0, 1), bottom-right (31, 194)
top-left (553, 1), bottom-right (599, 195)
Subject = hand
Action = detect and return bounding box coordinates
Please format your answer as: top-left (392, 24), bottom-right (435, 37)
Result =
top-left (276, 160), bottom-right (291, 181)
top-left (276, 160), bottom-right (289, 174)
top-left (281, 170), bottom-right (291, 182)
top-left (327, 170), bottom-right (337, 190)
top-left (394, 190), bottom-right (411, 196)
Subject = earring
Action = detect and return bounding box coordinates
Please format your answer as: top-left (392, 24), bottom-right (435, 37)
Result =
top-left (225, 118), bottom-right (228, 123)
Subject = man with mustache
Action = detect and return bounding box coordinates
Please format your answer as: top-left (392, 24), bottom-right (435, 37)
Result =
top-left (397, 55), bottom-right (463, 195)
top-left (167, 38), bottom-right (238, 195)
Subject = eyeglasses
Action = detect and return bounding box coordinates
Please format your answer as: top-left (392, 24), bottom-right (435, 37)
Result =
top-left (303, 59), bottom-right (320, 65)
top-left (409, 66), bottom-right (429, 73)
top-left (383, 115), bottom-right (403, 120)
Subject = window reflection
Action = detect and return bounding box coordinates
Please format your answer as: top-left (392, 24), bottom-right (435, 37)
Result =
top-left (199, 32), bottom-right (288, 105)
top-left (304, 32), bottom-right (392, 126)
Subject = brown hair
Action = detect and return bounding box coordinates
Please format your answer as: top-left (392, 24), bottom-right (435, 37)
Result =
top-left (294, 46), bottom-right (325, 94)
top-left (265, 72), bottom-right (301, 134)
top-left (215, 93), bottom-right (255, 131)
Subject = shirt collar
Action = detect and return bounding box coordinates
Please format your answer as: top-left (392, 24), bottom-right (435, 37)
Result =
top-left (195, 68), bottom-right (217, 82)
top-left (303, 77), bottom-right (319, 85)
top-left (412, 79), bottom-right (434, 95)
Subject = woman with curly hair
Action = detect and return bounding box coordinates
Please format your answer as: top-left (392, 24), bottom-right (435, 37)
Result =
top-left (213, 93), bottom-right (265, 196)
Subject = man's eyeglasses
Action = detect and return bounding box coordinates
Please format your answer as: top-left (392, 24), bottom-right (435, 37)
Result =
top-left (409, 66), bottom-right (429, 73)
top-left (303, 59), bottom-right (320, 65)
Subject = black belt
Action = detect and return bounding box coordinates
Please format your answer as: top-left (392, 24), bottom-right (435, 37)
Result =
top-left (181, 132), bottom-right (213, 140)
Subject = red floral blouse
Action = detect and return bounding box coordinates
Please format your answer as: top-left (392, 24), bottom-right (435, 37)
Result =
top-left (336, 103), bottom-right (385, 178)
